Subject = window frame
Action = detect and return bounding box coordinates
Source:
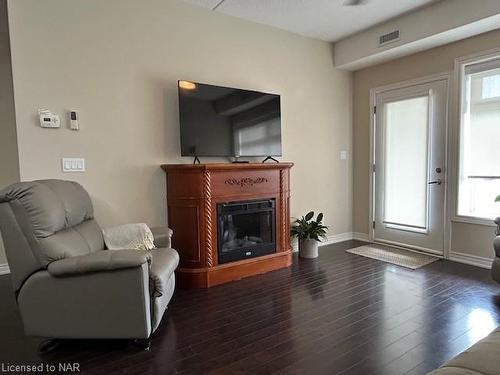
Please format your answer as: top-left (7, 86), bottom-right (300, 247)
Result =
top-left (452, 48), bottom-right (500, 227)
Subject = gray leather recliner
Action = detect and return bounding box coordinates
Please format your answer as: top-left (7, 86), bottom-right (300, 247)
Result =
top-left (0, 179), bottom-right (178, 341)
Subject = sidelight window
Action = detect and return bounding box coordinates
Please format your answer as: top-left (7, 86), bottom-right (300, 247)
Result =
top-left (457, 56), bottom-right (500, 220)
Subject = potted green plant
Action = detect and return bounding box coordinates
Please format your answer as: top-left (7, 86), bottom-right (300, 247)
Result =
top-left (291, 211), bottom-right (328, 259)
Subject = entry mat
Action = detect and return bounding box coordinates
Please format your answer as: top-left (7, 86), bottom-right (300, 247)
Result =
top-left (346, 245), bottom-right (440, 269)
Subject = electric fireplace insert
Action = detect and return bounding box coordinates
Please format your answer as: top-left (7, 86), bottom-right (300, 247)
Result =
top-left (217, 199), bottom-right (276, 264)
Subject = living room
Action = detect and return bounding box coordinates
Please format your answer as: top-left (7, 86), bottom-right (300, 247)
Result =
top-left (0, 0), bottom-right (499, 374)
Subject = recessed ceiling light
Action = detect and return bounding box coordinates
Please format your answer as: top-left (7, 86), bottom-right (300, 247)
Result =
top-left (179, 80), bottom-right (197, 90)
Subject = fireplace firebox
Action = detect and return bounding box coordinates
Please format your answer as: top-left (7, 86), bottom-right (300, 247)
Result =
top-left (217, 199), bottom-right (276, 264)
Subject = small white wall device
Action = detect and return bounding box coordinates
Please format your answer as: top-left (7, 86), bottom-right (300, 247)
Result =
top-left (69, 110), bottom-right (80, 130)
top-left (62, 158), bottom-right (85, 172)
top-left (38, 108), bottom-right (61, 128)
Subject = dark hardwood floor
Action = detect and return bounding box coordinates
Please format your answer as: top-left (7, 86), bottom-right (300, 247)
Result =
top-left (1, 240), bottom-right (499, 375)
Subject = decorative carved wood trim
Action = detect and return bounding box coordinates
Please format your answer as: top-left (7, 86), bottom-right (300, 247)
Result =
top-left (203, 171), bottom-right (214, 267)
top-left (279, 170), bottom-right (287, 253)
top-left (225, 177), bottom-right (268, 187)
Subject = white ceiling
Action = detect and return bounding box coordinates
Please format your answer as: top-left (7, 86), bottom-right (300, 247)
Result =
top-left (183, 0), bottom-right (438, 42)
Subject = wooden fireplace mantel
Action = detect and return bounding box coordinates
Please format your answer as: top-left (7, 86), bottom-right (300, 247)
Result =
top-left (161, 162), bottom-right (293, 288)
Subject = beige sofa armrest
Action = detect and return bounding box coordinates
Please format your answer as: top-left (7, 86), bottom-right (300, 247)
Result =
top-left (47, 250), bottom-right (151, 277)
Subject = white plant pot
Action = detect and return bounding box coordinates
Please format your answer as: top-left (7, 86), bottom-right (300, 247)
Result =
top-left (299, 238), bottom-right (319, 259)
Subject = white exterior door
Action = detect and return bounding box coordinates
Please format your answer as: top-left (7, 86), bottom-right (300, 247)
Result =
top-left (373, 78), bottom-right (448, 255)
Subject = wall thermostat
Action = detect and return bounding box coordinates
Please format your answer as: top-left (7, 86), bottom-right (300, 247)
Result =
top-left (69, 110), bottom-right (80, 131)
top-left (38, 108), bottom-right (61, 128)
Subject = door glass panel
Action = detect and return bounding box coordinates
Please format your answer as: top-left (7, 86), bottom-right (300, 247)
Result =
top-left (383, 96), bottom-right (429, 229)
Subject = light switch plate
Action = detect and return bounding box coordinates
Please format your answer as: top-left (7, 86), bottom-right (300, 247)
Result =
top-left (340, 151), bottom-right (348, 160)
top-left (62, 158), bottom-right (85, 172)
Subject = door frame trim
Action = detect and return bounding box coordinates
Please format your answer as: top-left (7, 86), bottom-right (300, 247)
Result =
top-left (368, 72), bottom-right (451, 258)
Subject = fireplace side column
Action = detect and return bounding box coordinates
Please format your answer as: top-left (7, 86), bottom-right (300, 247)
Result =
top-left (202, 170), bottom-right (215, 268)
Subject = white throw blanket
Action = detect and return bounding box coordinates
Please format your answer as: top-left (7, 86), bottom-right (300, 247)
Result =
top-left (103, 223), bottom-right (156, 251)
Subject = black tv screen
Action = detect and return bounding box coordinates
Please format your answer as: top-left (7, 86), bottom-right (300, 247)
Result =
top-left (178, 81), bottom-right (282, 157)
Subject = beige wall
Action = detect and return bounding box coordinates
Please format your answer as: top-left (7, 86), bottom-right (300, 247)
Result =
top-left (8, 0), bottom-right (353, 238)
top-left (0, 0), bottom-right (19, 265)
top-left (353, 29), bottom-right (500, 260)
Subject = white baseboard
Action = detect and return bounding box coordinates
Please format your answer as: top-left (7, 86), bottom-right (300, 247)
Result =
top-left (0, 263), bottom-right (10, 275)
top-left (352, 232), bottom-right (370, 241)
top-left (292, 231), bottom-right (369, 252)
top-left (321, 232), bottom-right (356, 245)
top-left (292, 232), bottom-right (493, 270)
top-left (449, 251), bottom-right (493, 269)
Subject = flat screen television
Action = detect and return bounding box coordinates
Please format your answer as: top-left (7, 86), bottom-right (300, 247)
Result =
top-left (178, 80), bottom-right (282, 157)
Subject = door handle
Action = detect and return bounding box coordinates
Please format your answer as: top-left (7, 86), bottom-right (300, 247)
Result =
top-left (428, 179), bottom-right (442, 185)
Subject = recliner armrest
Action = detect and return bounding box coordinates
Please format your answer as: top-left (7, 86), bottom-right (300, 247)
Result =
top-left (150, 227), bottom-right (173, 248)
top-left (47, 250), bottom-right (151, 277)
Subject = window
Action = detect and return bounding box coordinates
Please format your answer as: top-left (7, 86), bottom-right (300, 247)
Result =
top-left (457, 57), bottom-right (500, 220)
top-left (482, 75), bottom-right (500, 99)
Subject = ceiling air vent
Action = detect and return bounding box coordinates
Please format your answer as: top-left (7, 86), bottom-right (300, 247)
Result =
top-left (379, 30), bottom-right (400, 47)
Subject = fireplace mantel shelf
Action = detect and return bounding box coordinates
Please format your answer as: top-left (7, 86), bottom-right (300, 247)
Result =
top-left (162, 162), bottom-right (293, 288)
top-left (161, 162), bottom-right (293, 171)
